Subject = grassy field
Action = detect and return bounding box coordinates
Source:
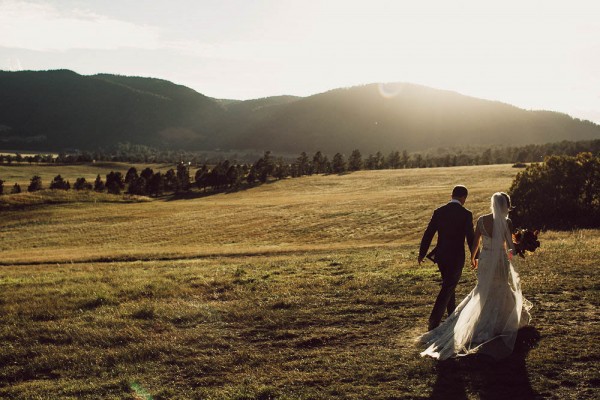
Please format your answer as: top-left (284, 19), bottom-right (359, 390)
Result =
top-left (0, 164), bottom-right (598, 399)
top-left (0, 162), bottom-right (175, 189)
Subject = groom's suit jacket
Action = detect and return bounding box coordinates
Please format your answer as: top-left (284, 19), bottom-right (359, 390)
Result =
top-left (419, 201), bottom-right (475, 268)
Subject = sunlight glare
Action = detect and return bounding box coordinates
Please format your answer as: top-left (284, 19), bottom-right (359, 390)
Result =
top-left (377, 83), bottom-right (404, 99)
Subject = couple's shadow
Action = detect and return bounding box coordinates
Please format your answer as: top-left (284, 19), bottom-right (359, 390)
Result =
top-left (429, 326), bottom-right (541, 400)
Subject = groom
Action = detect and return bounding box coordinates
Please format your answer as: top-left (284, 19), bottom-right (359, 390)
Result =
top-left (418, 185), bottom-right (475, 331)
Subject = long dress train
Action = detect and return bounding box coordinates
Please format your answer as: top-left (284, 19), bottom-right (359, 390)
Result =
top-left (419, 217), bottom-right (532, 360)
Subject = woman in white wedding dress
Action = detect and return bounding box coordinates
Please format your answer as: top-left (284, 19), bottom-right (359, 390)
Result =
top-left (419, 192), bottom-right (532, 360)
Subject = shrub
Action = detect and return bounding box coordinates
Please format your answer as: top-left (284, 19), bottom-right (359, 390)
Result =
top-left (508, 152), bottom-right (600, 229)
top-left (27, 175), bottom-right (43, 192)
top-left (50, 175), bottom-right (71, 190)
top-left (94, 174), bottom-right (105, 192)
top-left (74, 177), bottom-right (93, 191)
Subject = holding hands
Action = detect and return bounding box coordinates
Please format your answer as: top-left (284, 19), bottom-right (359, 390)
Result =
top-left (471, 258), bottom-right (478, 270)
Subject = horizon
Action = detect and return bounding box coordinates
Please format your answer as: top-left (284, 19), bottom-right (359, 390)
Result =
top-left (1, 1), bottom-right (599, 124)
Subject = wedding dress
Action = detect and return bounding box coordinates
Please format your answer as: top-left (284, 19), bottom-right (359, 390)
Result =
top-left (419, 195), bottom-right (532, 360)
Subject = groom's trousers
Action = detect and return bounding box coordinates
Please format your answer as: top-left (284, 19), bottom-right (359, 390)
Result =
top-left (428, 262), bottom-right (463, 330)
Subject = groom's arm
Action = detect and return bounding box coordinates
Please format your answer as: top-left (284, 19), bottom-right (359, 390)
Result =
top-left (419, 210), bottom-right (438, 263)
top-left (465, 211), bottom-right (475, 254)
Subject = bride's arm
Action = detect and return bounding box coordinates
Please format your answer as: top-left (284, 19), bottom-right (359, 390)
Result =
top-left (470, 218), bottom-right (482, 269)
top-left (507, 218), bottom-right (516, 254)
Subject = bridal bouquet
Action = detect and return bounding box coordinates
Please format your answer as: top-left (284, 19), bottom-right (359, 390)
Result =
top-left (512, 228), bottom-right (541, 258)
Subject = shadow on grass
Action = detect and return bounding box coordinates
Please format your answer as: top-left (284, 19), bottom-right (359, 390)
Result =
top-left (430, 326), bottom-right (541, 400)
top-left (164, 180), bottom-right (281, 201)
top-left (164, 172), bottom-right (353, 201)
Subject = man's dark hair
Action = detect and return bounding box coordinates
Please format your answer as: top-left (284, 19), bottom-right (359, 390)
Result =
top-left (452, 185), bottom-right (468, 198)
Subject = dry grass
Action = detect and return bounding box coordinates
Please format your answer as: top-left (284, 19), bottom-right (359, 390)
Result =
top-left (1, 165), bottom-right (514, 265)
top-left (0, 164), bottom-right (598, 399)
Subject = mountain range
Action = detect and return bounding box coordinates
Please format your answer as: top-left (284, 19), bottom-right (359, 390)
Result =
top-left (1, 69), bottom-right (599, 155)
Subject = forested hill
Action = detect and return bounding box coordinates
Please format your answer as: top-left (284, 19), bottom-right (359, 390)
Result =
top-left (2, 70), bottom-right (599, 154)
top-left (0, 70), bottom-right (225, 150)
top-left (223, 84), bottom-right (600, 154)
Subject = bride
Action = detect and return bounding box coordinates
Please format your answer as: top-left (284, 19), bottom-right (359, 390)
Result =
top-left (419, 192), bottom-right (532, 360)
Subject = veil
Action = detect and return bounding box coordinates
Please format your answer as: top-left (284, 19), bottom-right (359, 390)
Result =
top-left (491, 193), bottom-right (513, 259)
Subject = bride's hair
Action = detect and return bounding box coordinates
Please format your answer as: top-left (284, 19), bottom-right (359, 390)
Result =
top-left (491, 192), bottom-right (513, 252)
top-left (491, 192), bottom-right (511, 219)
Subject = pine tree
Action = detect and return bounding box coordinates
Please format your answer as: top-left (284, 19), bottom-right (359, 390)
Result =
top-left (375, 151), bottom-right (385, 169)
top-left (94, 175), bottom-right (105, 192)
top-left (164, 169), bottom-right (177, 192)
top-left (226, 165), bottom-right (240, 187)
top-left (253, 151), bottom-right (274, 183)
top-left (148, 172), bottom-right (164, 197)
top-left (74, 177), bottom-right (92, 191)
top-left (125, 167), bottom-right (139, 184)
top-left (50, 175), bottom-right (70, 190)
top-left (296, 152), bottom-right (310, 176)
top-left (312, 151), bottom-right (325, 174)
top-left (247, 166), bottom-right (257, 184)
top-left (105, 171), bottom-right (125, 194)
top-left (348, 149), bottom-right (362, 171)
top-left (332, 153), bottom-right (346, 173)
top-left (195, 165), bottom-right (209, 191)
top-left (388, 150), bottom-right (401, 169)
top-left (127, 176), bottom-right (148, 195)
top-left (27, 175), bottom-right (43, 192)
top-left (11, 183), bottom-right (21, 194)
top-left (140, 167), bottom-right (154, 181)
top-left (176, 162), bottom-right (191, 192)
top-left (401, 150), bottom-right (409, 168)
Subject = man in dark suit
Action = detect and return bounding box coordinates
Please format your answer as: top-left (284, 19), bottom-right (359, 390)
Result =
top-left (418, 185), bottom-right (475, 331)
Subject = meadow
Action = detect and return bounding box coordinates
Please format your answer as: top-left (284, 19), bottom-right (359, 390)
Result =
top-left (0, 164), bottom-right (598, 399)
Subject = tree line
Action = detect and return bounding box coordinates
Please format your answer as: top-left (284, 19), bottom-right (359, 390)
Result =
top-left (2, 151), bottom-right (598, 233)
top-left (1, 139), bottom-right (599, 167)
top-left (2, 142), bottom-right (600, 198)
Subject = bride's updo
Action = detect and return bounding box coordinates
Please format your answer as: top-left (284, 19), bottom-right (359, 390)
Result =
top-left (491, 192), bottom-right (511, 219)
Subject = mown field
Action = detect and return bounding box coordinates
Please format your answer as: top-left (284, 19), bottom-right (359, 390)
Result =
top-left (0, 164), bottom-right (598, 399)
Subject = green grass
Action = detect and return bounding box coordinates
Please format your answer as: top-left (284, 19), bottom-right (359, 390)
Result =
top-left (0, 165), bottom-right (598, 399)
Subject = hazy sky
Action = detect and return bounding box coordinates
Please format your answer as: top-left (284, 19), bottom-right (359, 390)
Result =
top-left (1, 0), bottom-right (599, 123)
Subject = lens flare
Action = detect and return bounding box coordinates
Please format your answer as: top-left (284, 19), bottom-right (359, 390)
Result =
top-left (377, 83), bottom-right (404, 99)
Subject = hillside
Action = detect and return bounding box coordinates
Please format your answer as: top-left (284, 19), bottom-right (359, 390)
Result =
top-left (1, 70), bottom-right (599, 154)
top-left (0, 70), bottom-right (225, 151)
top-left (225, 83), bottom-right (600, 154)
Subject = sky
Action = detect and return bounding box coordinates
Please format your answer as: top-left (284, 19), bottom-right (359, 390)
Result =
top-left (1, 0), bottom-right (599, 124)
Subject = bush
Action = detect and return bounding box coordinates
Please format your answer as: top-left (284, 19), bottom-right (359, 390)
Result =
top-left (508, 153), bottom-right (600, 230)
top-left (50, 175), bottom-right (71, 190)
top-left (27, 175), bottom-right (43, 192)
top-left (94, 175), bottom-right (105, 192)
top-left (74, 177), bottom-right (93, 191)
